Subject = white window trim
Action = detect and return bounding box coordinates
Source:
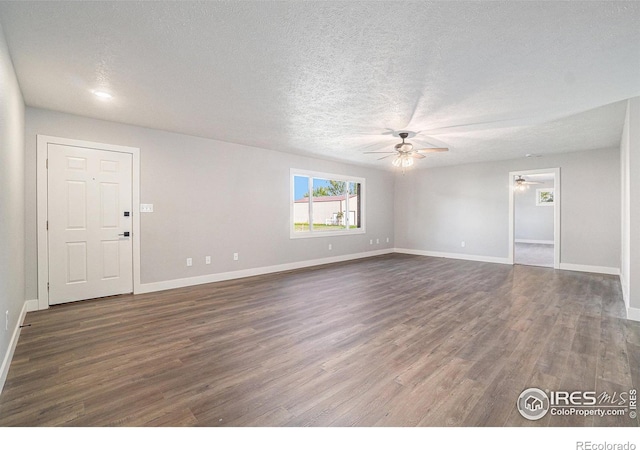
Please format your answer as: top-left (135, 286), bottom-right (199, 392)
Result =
top-left (290, 168), bottom-right (366, 239)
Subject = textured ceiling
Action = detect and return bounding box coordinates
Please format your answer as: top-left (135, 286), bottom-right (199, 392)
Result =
top-left (0, 1), bottom-right (638, 169)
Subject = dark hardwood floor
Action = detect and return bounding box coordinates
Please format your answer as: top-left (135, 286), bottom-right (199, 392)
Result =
top-left (1, 254), bottom-right (638, 426)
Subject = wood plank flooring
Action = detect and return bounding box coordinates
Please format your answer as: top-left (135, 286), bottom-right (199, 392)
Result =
top-left (1, 254), bottom-right (638, 426)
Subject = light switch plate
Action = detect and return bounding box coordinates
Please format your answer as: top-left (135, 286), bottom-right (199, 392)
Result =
top-left (140, 203), bottom-right (154, 213)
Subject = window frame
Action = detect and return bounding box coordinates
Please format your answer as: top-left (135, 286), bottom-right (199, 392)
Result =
top-left (290, 168), bottom-right (366, 239)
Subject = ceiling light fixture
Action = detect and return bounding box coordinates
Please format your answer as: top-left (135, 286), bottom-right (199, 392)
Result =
top-left (514, 175), bottom-right (542, 192)
top-left (364, 131), bottom-right (449, 173)
top-left (515, 182), bottom-right (528, 192)
top-left (392, 154), bottom-right (414, 169)
top-left (92, 90), bottom-right (113, 100)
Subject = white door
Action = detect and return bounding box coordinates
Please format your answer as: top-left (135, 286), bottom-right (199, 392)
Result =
top-left (48, 144), bottom-right (133, 305)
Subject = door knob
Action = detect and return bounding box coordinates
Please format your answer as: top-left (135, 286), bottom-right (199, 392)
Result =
top-left (118, 232), bottom-right (130, 237)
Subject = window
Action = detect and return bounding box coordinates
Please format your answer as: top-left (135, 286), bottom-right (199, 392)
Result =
top-left (536, 188), bottom-right (554, 206)
top-left (291, 169), bottom-right (365, 238)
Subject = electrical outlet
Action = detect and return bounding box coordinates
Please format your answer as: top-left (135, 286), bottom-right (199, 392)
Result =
top-left (233, 253), bottom-right (239, 261)
top-left (370, 239), bottom-right (373, 245)
top-left (386, 237), bottom-right (390, 243)
top-left (376, 238), bottom-right (379, 244)
top-left (461, 241), bottom-right (466, 248)
top-left (205, 256), bottom-right (211, 265)
top-left (186, 258), bottom-right (193, 267)
top-left (328, 244), bottom-right (332, 250)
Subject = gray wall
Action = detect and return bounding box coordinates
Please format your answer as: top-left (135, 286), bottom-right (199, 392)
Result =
top-left (621, 97), bottom-right (640, 312)
top-left (0, 23), bottom-right (25, 382)
top-left (394, 148), bottom-right (620, 269)
top-left (24, 107), bottom-right (395, 297)
top-left (515, 179), bottom-right (555, 242)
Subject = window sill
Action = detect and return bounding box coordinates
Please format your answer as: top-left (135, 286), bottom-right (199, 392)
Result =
top-left (290, 229), bottom-right (366, 239)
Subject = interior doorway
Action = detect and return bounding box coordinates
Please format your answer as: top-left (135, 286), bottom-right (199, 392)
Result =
top-left (508, 168), bottom-right (560, 269)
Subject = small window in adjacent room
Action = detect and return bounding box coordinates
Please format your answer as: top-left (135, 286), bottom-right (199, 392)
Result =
top-left (291, 170), bottom-right (365, 238)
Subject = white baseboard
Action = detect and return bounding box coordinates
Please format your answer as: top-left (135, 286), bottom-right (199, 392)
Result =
top-left (393, 249), bottom-right (622, 277)
top-left (393, 248), bottom-right (511, 265)
top-left (558, 263), bottom-right (620, 276)
top-left (25, 299), bottom-right (38, 313)
top-left (627, 307), bottom-right (640, 322)
top-left (138, 248), bottom-right (395, 294)
top-left (0, 300), bottom-right (36, 395)
top-left (515, 239), bottom-right (554, 245)
top-left (620, 273), bottom-right (629, 310)
top-left (620, 274), bottom-right (638, 322)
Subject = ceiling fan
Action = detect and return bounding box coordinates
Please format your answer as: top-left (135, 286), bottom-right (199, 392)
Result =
top-left (364, 132), bottom-right (448, 169)
top-left (514, 175), bottom-right (542, 191)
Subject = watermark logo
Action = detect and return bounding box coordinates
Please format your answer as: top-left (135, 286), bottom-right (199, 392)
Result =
top-left (517, 387), bottom-right (637, 421)
top-left (517, 387), bottom-right (550, 420)
top-left (577, 442), bottom-right (636, 450)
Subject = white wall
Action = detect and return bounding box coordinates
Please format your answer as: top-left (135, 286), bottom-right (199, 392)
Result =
top-left (515, 179), bottom-right (555, 242)
top-left (620, 97), bottom-right (640, 319)
top-left (24, 108), bottom-right (395, 297)
top-left (394, 148), bottom-right (621, 270)
top-left (0, 23), bottom-right (25, 391)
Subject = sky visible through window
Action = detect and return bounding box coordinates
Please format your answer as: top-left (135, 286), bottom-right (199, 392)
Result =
top-left (294, 177), bottom-right (336, 200)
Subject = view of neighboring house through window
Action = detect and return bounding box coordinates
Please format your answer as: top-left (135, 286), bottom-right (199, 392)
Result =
top-left (291, 170), bottom-right (364, 237)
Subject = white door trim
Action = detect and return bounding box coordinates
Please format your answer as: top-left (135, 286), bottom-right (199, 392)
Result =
top-left (508, 167), bottom-right (561, 269)
top-left (37, 135), bottom-right (141, 310)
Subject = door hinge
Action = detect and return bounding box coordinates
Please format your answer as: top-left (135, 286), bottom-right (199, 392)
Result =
top-left (47, 282), bottom-right (49, 291)
top-left (46, 220), bottom-right (48, 230)
top-left (46, 159), bottom-right (48, 169)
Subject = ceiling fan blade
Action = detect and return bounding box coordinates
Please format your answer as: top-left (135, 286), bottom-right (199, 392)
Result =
top-left (416, 148), bottom-right (449, 153)
top-left (377, 155), bottom-right (394, 160)
top-left (522, 181), bottom-right (543, 185)
top-left (410, 153), bottom-right (426, 159)
top-left (364, 151), bottom-right (396, 154)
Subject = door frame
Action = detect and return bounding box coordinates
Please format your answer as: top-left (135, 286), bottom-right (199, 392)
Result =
top-left (508, 167), bottom-right (561, 269)
top-left (37, 135), bottom-right (141, 310)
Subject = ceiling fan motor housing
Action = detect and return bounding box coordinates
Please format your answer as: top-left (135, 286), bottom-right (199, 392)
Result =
top-left (395, 142), bottom-right (413, 152)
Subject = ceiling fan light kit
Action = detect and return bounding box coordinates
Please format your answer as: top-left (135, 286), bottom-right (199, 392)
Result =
top-left (392, 154), bottom-right (414, 168)
top-left (515, 183), bottom-right (528, 192)
top-left (364, 131), bottom-right (449, 172)
top-left (514, 175), bottom-right (542, 191)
